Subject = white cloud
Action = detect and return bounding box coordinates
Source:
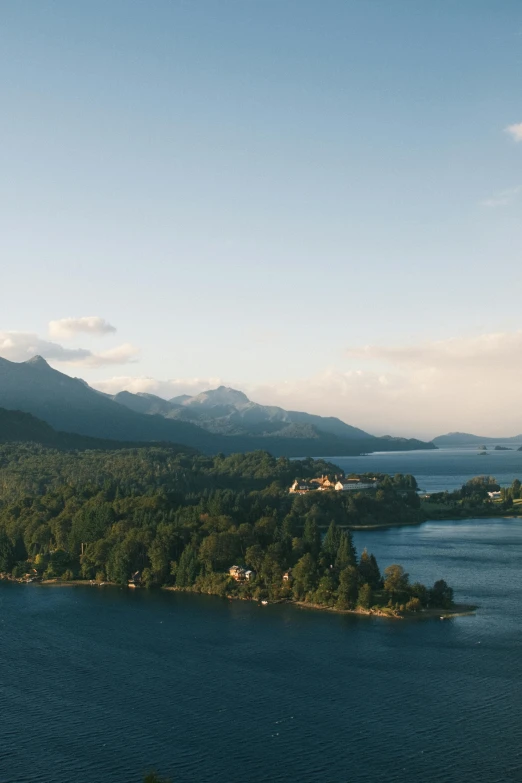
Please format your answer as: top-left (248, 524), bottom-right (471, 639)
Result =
top-left (67, 343), bottom-right (139, 368)
top-left (345, 330), bottom-right (522, 369)
top-left (0, 331), bottom-right (138, 367)
top-left (94, 375), bottom-right (222, 398)
top-left (49, 316), bottom-right (117, 338)
top-left (0, 332), bottom-right (91, 363)
top-left (92, 329), bottom-right (522, 439)
top-left (505, 122), bottom-right (522, 142)
top-left (481, 185), bottom-right (522, 207)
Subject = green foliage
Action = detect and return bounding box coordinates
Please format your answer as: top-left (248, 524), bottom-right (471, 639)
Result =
top-left (383, 564), bottom-right (409, 597)
top-left (358, 548), bottom-right (381, 588)
top-left (321, 521), bottom-right (341, 566)
top-left (336, 565), bottom-right (359, 609)
top-left (430, 579), bottom-right (454, 609)
top-left (357, 583), bottom-right (373, 610)
top-left (0, 442), bottom-right (449, 614)
top-left (303, 516), bottom-right (321, 557)
top-left (292, 553), bottom-right (318, 600)
top-left (0, 531), bottom-right (15, 572)
top-left (334, 531), bottom-right (357, 570)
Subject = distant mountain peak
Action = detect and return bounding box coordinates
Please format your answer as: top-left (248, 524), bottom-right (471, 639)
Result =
top-left (24, 355), bottom-right (51, 369)
top-left (184, 386), bottom-right (251, 408)
top-left (169, 394), bottom-right (192, 405)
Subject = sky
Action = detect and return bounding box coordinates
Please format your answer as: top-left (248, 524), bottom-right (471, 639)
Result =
top-left (1, 0), bottom-right (522, 439)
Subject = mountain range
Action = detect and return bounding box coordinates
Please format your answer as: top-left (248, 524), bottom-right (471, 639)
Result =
top-left (0, 356), bottom-right (436, 456)
top-left (0, 407), bottom-right (195, 454)
top-left (433, 432), bottom-right (522, 447)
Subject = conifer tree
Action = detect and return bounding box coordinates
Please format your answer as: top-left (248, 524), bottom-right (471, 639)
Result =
top-left (303, 517), bottom-right (321, 557)
top-left (321, 521), bottom-right (341, 566)
top-left (336, 565), bottom-right (360, 609)
top-left (358, 548), bottom-right (381, 588)
top-left (335, 530), bottom-right (357, 570)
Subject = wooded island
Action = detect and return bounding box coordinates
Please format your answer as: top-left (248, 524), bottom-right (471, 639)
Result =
top-left (0, 443), bottom-right (460, 617)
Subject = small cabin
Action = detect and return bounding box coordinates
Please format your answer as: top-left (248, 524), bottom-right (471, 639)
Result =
top-left (289, 480), bottom-right (311, 494)
top-left (229, 565), bottom-right (245, 580)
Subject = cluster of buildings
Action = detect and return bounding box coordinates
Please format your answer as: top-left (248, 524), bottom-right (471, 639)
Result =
top-left (228, 566), bottom-right (292, 582)
top-left (289, 475), bottom-right (379, 495)
top-left (228, 565), bottom-right (256, 582)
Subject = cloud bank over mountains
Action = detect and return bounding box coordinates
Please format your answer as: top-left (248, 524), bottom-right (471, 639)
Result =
top-left (93, 329), bottom-right (522, 439)
top-left (0, 317), bottom-right (138, 368)
top-left (2, 319), bottom-right (522, 437)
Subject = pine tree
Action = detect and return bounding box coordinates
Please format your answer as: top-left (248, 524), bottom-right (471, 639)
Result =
top-left (358, 548), bottom-right (381, 588)
top-left (292, 553), bottom-right (318, 600)
top-left (303, 517), bottom-right (321, 557)
top-left (321, 521), bottom-right (341, 566)
top-left (336, 565), bottom-right (360, 610)
top-left (335, 530), bottom-right (357, 570)
top-left (176, 544), bottom-right (199, 587)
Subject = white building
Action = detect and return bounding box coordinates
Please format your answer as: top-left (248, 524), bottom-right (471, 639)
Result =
top-left (334, 481), bottom-right (377, 492)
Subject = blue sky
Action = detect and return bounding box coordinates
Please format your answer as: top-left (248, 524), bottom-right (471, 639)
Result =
top-left (1, 1), bottom-right (522, 437)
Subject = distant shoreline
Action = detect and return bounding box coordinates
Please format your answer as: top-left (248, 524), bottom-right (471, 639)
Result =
top-left (294, 600), bottom-right (477, 621)
top-left (1, 578), bottom-right (477, 621)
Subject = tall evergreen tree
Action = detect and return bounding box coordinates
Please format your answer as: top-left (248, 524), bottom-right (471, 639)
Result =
top-left (292, 552), bottom-right (318, 600)
top-left (175, 544), bottom-right (199, 587)
top-left (358, 548), bottom-right (381, 588)
top-left (303, 517), bottom-right (321, 557)
top-left (336, 565), bottom-right (360, 610)
top-left (321, 521), bottom-right (341, 566)
top-left (335, 530), bottom-right (357, 570)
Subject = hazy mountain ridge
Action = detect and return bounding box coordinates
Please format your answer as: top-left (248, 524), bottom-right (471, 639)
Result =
top-left (0, 357), bottom-right (436, 456)
top-left (114, 385), bottom-right (373, 440)
top-left (0, 406), bottom-right (195, 453)
top-left (433, 431), bottom-right (522, 447)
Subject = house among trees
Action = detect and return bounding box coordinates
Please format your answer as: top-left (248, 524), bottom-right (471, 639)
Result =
top-left (282, 569), bottom-right (292, 582)
top-left (309, 475), bottom-right (336, 489)
top-left (289, 475), bottom-right (339, 494)
top-left (289, 480), bottom-right (311, 494)
top-left (228, 565), bottom-right (255, 581)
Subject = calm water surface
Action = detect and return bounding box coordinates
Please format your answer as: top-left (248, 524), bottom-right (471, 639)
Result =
top-left (329, 447), bottom-right (522, 492)
top-left (1, 518), bottom-right (522, 783)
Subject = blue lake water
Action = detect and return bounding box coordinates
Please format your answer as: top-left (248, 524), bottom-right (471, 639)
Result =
top-left (1, 517), bottom-right (522, 783)
top-left (326, 447), bottom-right (522, 492)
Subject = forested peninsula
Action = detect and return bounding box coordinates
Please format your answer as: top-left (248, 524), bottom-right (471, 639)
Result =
top-left (422, 476), bottom-right (522, 519)
top-left (0, 443), bottom-right (459, 618)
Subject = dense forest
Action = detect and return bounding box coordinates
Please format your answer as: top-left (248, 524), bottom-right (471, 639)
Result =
top-left (0, 443), bottom-right (452, 614)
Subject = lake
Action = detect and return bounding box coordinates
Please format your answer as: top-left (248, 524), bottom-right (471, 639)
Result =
top-left (325, 447), bottom-right (522, 492)
top-left (1, 517), bottom-right (522, 783)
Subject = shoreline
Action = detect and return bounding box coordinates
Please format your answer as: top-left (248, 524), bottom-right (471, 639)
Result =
top-left (1, 578), bottom-right (477, 621)
top-left (346, 514), bottom-right (522, 531)
top-left (294, 600), bottom-right (477, 621)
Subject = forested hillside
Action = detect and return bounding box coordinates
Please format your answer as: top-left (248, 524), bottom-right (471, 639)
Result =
top-left (0, 444), bottom-right (456, 614)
